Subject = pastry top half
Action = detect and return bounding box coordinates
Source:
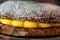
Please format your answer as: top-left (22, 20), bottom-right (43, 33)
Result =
top-left (0, 1), bottom-right (60, 23)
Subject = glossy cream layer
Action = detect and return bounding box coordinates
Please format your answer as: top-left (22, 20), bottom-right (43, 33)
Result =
top-left (0, 18), bottom-right (60, 28)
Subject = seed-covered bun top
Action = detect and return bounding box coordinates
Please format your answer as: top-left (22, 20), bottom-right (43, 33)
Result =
top-left (0, 1), bottom-right (60, 23)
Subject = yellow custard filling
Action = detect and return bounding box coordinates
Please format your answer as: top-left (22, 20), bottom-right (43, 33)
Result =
top-left (38, 23), bottom-right (51, 28)
top-left (1, 19), bottom-right (12, 25)
top-left (12, 20), bottom-right (24, 27)
top-left (24, 20), bottom-right (37, 28)
top-left (0, 18), bottom-right (60, 28)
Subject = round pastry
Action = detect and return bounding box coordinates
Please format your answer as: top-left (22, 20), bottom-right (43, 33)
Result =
top-left (0, 1), bottom-right (60, 36)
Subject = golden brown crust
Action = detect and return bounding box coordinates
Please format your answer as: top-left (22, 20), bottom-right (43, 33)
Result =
top-left (0, 23), bottom-right (60, 36)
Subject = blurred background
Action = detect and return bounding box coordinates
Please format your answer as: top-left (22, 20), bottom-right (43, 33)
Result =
top-left (0, 0), bottom-right (60, 5)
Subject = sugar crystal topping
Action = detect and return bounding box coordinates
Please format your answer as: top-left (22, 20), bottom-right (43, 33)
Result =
top-left (0, 1), bottom-right (60, 23)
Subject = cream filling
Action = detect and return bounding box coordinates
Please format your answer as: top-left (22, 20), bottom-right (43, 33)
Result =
top-left (0, 18), bottom-right (60, 28)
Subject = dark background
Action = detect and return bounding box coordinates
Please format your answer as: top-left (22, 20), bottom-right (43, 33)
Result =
top-left (0, 0), bottom-right (60, 6)
top-left (55, 0), bottom-right (60, 5)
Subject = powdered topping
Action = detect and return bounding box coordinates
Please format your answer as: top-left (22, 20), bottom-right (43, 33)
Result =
top-left (0, 1), bottom-right (60, 23)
